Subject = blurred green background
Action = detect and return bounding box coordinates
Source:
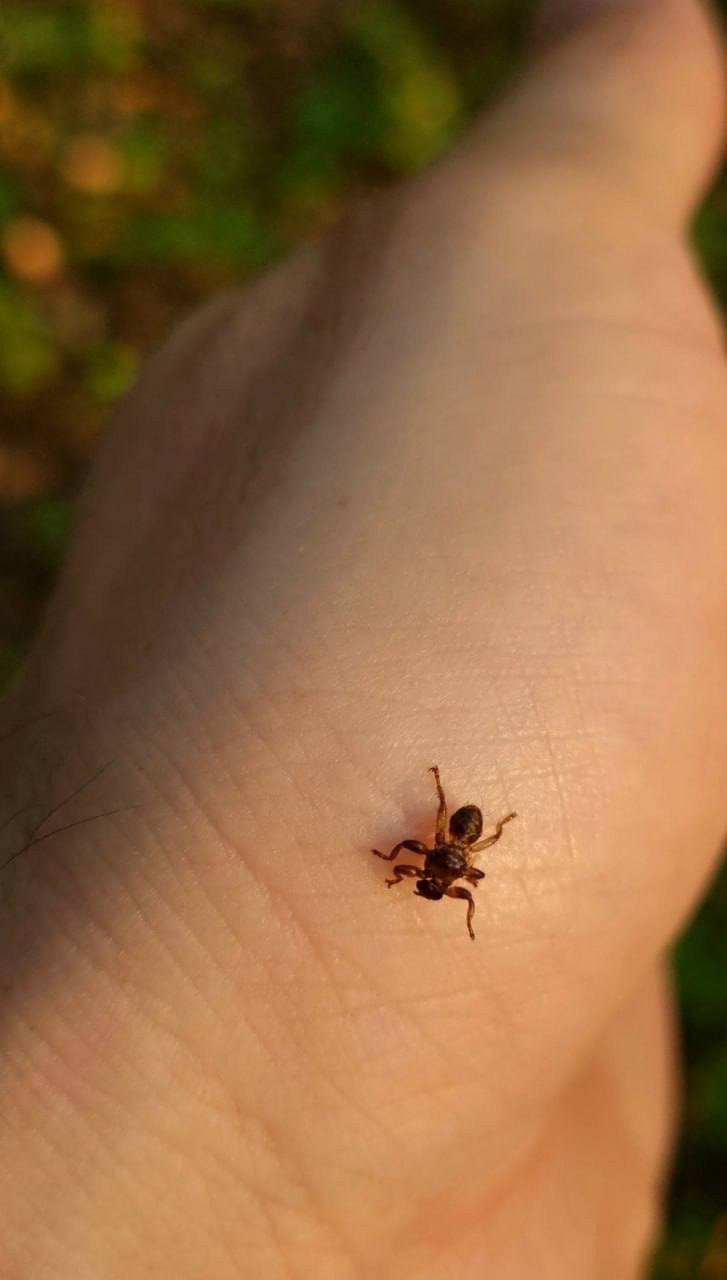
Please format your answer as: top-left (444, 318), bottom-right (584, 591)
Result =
top-left (0, 1), bottom-right (726, 1274)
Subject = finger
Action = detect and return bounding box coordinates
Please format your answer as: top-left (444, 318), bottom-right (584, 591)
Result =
top-left (481, 0), bottom-right (726, 227)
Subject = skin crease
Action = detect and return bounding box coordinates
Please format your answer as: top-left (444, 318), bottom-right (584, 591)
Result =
top-left (0, 0), bottom-right (726, 1275)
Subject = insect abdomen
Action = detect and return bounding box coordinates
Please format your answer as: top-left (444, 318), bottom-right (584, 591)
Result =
top-left (449, 804), bottom-right (483, 842)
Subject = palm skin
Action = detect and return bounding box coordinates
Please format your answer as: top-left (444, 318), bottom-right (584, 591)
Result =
top-left (0, 1), bottom-right (726, 1276)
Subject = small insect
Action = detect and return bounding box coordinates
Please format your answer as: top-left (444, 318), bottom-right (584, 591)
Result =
top-left (371, 766), bottom-right (516, 940)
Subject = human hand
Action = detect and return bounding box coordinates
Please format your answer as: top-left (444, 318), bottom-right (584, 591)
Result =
top-left (2, 0), bottom-right (726, 1275)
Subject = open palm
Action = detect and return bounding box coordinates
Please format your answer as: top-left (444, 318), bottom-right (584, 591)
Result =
top-left (2, 1), bottom-right (726, 1276)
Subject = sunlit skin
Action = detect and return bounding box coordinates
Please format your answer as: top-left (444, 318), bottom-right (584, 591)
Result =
top-left (1, 1), bottom-right (727, 1276)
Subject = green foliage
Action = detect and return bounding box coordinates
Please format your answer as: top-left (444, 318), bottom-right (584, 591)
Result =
top-left (117, 121), bottom-right (168, 197)
top-left (289, 49), bottom-right (385, 177)
top-left (0, 284), bottom-right (59, 397)
top-left (694, 201), bottom-right (727, 311)
top-left (0, 643), bottom-right (23, 690)
top-left (0, 173), bottom-right (23, 225)
top-left (653, 868), bottom-right (727, 1276)
top-left (14, 497), bottom-right (74, 568)
top-left (1, 7), bottom-right (94, 74)
top-left (0, 3), bottom-right (138, 76)
top-left (350, 2), bottom-right (463, 170)
top-left (677, 872), bottom-right (727, 1035)
top-left (85, 340), bottom-right (138, 404)
top-left (116, 205), bottom-right (278, 268)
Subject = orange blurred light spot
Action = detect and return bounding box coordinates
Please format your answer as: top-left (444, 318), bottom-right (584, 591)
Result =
top-left (2, 218), bottom-right (65, 284)
top-left (62, 135), bottom-right (123, 195)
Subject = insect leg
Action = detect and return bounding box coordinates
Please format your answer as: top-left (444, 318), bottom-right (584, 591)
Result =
top-left (371, 839), bottom-right (427, 862)
top-left (464, 867), bottom-right (485, 887)
top-left (384, 864), bottom-right (422, 888)
top-left (445, 885), bottom-right (476, 940)
top-left (429, 765), bottom-right (447, 843)
top-left (470, 812), bottom-right (516, 853)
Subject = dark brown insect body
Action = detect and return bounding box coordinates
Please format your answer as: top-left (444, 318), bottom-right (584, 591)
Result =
top-left (371, 767), bottom-right (516, 940)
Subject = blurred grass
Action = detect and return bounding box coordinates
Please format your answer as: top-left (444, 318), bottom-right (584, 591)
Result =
top-left (0, 2), bottom-right (726, 1274)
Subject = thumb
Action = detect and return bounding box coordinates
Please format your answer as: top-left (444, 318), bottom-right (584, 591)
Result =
top-left (487, 0), bottom-right (726, 228)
